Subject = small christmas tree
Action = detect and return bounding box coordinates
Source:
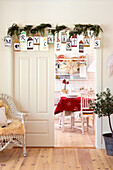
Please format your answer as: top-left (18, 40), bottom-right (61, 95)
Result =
top-left (89, 88), bottom-right (113, 137)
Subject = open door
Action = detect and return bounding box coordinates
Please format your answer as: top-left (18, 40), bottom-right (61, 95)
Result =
top-left (14, 47), bottom-right (54, 146)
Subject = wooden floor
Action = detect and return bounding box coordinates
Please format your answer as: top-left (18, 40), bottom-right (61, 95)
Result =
top-left (0, 148), bottom-right (113, 170)
top-left (54, 119), bottom-right (95, 147)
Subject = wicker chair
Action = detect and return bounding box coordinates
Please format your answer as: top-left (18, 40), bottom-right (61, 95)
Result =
top-left (0, 94), bottom-right (27, 156)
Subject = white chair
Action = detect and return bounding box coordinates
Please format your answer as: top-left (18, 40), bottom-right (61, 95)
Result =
top-left (0, 94), bottom-right (28, 156)
top-left (54, 91), bottom-right (61, 106)
top-left (73, 92), bottom-right (95, 134)
top-left (54, 91), bottom-right (63, 127)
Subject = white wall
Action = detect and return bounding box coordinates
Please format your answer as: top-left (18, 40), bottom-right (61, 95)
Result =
top-left (0, 0), bottom-right (113, 147)
top-left (0, 0), bottom-right (113, 92)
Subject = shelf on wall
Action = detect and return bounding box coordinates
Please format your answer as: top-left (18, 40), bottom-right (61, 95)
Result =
top-left (55, 78), bottom-right (87, 81)
top-left (55, 58), bottom-right (87, 61)
top-left (55, 74), bottom-right (87, 80)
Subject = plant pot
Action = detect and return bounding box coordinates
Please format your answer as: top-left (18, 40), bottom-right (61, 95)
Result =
top-left (103, 133), bottom-right (113, 156)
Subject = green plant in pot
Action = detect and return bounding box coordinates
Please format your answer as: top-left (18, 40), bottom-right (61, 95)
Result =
top-left (89, 88), bottom-right (113, 156)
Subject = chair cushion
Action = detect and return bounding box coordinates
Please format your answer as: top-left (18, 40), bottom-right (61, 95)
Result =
top-left (0, 120), bottom-right (25, 135)
top-left (0, 107), bottom-right (8, 127)
top-left (83, 108), bottom-right (93, 111)
top-left (0, 100), bottom-right (9, 116)
top-left (82, 108), bottom-right (94, 115)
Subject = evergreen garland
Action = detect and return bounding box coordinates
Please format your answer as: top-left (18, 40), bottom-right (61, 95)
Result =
top-left (7, 23), bottom-right (103, 38)
top-left (31, 23), bottom-right (52, 36)
top-left (69, 24), bottom-right (103, 38)
top-left (24, 25), bottom-right (33, 36)
top-left (7, 23), bottom-right (20, 38)
top-left (55, 25), bottom-right (67, 33)
top-left (50, 25), bottom-right (67, 36)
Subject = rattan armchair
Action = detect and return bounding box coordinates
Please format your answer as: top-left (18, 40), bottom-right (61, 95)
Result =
top-left (0, 94), bottom-right (27, 156)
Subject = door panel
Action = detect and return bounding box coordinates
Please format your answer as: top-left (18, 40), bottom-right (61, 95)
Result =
top-left (14, 49), bottom-right (54, 146)
top-left (20, 58), bottom-right (29, 112)
top-left (37, 58), bottom-right (48, 113)
top-left (26, 120), bottom-right (49, 134)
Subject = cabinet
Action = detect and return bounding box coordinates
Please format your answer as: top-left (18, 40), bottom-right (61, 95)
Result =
top-left (55, 54), bottom-right (87, 80)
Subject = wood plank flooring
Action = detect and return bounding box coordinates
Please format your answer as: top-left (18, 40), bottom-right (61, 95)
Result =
top-left (0, 148), bottom-right (113, 170)
top-left (54, 118), bottom-right (95, 147)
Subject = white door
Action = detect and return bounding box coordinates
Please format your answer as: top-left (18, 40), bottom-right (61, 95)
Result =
top-left (14, 48), bottom-right (54, 146)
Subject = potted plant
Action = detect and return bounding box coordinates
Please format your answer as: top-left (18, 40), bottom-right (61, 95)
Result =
top-left (89, 88), bottom-right (113, 156)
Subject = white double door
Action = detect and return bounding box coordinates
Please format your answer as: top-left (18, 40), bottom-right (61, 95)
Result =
top-left (14, 49), bottom-right (54, 146)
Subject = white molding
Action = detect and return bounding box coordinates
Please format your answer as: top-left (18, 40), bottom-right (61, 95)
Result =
top-left (95, 46), bottom-right (103, 149)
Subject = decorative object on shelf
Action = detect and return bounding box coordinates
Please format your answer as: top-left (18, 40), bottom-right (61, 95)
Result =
top-left (56, 75), bottom-right (60, 79)
top-left (71, 35), bottom-right (77, 47)
top-left (79, 40), bottom-right (84, 53)
top-left (57, 54), bottom-right (65, 62)
top-left (20, 30), bottom-right (26, 43)
top-left (40, 37), bottom-right (48, 51)
top-left (80, 87), bottom-right (85, 91)
top-left (64, 61), bottom-right (78, 74)
top-left (14, 39), bottom-right (20, 51)
top-left (33, 33), bottom-right (40, 45)
top-left (4, 35), bottom-right (11, 47)
top-left (71, 57), bottom-right (79, 62)
top-left (84, 36), bottom-right (90, 47)
top-left (66, 38), bottom-right (72, 51)
top-left (89, 87), bottom-right (94, 93)
top-left (60, 63), bottom-right (66, 71)
top-left (80, 87), bottom-right (89, 92)
top-left (62, 79), bottom-right (69, 94)
top-left (94, 37), bottom-right (100, 49)
top-left (79, 55), bottom-right (86, 62)
top-left (107, 54), bottom-right (113, 77)
top-left (47, 32), bottom-right (54, 44)
top-left (56, 38), bottom-right (60, 51)
top-left (61, 32), bottom-right (67, 43)
top-left (27, 37), bottom-right (33, 50)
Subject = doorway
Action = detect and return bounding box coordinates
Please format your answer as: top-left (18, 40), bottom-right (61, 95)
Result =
top-left (54, 34), bottom-right (101, 148)
top-left (13, 36), bottom-right (102, 148)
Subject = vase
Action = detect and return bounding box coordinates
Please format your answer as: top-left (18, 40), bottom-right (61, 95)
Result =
top-left (62, 89), bottom-right (68, 94)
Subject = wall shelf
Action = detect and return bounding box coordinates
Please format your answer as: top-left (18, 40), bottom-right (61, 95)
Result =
top-left (55, 54), bottom-right (87, 80)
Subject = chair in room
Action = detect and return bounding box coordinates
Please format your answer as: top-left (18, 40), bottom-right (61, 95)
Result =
top-left (54, 91), bottom-right (74, 130)
top-left (72, 92), bottom-right (95, 134)
top-left (0, 94), bottom-right (28, 156)
top-left (54, 91), bottom-right (63, 126)
top-left (54, 91), bottom-right (61, 106)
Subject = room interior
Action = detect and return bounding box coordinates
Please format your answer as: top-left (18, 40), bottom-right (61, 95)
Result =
top-left (54, 32), bottom-right (96, 147)
top-left (0, 0), bottom-right (113, 169)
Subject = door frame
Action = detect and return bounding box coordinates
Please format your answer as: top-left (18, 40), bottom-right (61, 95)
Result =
top-left (10, 45), bottom-right (103, 149)
top-left (95, 49), bottom-right (103, 149)
top-left (54, 49), bottom-right (103, 149)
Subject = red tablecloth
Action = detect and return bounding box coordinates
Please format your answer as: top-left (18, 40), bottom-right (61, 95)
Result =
top-left (54, 97), bottom-right (81, 114)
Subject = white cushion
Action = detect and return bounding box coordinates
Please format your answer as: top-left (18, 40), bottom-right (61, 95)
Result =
top-left (0, 107), bottom-right (8, 127)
